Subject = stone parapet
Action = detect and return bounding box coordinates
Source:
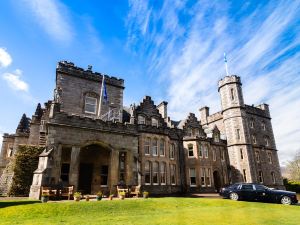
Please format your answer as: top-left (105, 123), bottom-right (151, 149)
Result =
top-left (245, 104), bottom-right (270, 118)
top-left (218, 75), bottom-right (241, 91)
top-left (56, 61), bottom-right (124, 89)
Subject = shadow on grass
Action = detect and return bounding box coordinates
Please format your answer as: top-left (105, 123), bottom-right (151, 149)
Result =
top-left (0, 200), bottom-right (41, 209)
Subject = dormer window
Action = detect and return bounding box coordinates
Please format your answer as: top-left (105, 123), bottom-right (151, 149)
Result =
top-left (85, 96), bottom-right (97, 114)
top-left (138, 115), bottom-right (145, 124)
top-left (151, 118), bottom-right (158, 127)
top-left (214, 133), bottom-right (220, 142)
top-left (188, 144), bottom-right (194, 157)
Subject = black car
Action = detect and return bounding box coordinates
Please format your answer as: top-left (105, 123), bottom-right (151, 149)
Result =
top-left (220, 183), bottom-right (298, 205)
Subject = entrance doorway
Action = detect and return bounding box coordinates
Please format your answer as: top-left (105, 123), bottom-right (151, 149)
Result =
top-left (78, 163), bottom-right (93, 194)
top-left (213, 171), bottom-right (221, 192)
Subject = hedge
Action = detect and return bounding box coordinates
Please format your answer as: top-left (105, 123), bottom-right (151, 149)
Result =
top-left (283, 178), bottom-right (300, 193)
top-left (8, 145), bottom-right (44, 196)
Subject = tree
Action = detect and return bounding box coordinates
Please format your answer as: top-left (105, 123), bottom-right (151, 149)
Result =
top-left (286, 150), bottom-right (300, 181)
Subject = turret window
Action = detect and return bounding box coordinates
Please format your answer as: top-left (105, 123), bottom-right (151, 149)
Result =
top-left (264, 136), bottom-right (270, 146)
top-left (252, 135), bottom-right (257, 144)
top-left (243, 169), bottom-right (247, 182)
top-left (84, 96), bottom-right (97, 114)
top-left (236, 129), bottom-right (241, 140)
top-left (240, 148), bottom-right (244, 160)
top-left (230, 88), bottom-right (235, 100)
top-left (261, 121), bottom-right (266, 130)
top-left (255, 151), bottom-right (260, 162)
top-left (250, 118), bottom-right (254, 128)
top-left (267, 152), bottom-right (272, 164)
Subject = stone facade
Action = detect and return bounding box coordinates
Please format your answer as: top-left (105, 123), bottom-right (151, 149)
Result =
top-left (0, 62), bottom-right (283, 198)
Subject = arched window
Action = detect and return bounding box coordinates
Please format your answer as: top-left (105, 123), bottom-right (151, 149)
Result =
top-left (264, 136), bottom-right (270, 146)
top-left (250, 118), bottom-right (254, 128)
top-left (271, 172), bottom-right (276, 184)
top-left (188, 144), bottom-right (194, 157)
top-left (153, 162), bottom-right (159, 185)
top-left (160, 139), bottom-right (165, 156)
top-left (160, 162), bottom-right (166, 185)
top-left (267, 152), bottom-right (272, 164)
top-left (144, 137), bottom-right (150, 155)
top-left (145, 161), bottom-right (151, 185)
top-left (152, 139), bottom-right (158, 156)
top-left (230, 88), bottom-right (235, 100)
top-left (170, 164), bottom-right (176, 185)
top-left (261, 121), bottom-right (266, 130)
top-left (84, 96), bottom-right (97, 114)
top-left (252, 135), bottom-right (257, 144)
top-left (170, 143), bottom-right (175, 159)
top-left (255, 151), bottom-right (260, 162)
top-left (204, 145), bottom-right (209, 158)
top-left (138, 115), bottom-right (145, 124)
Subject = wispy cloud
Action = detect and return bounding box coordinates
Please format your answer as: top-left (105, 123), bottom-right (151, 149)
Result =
top-left (2, 69), bottom-right (29, 92)
top-left (0, 48), bottom-right (12, 68)
top-left (22, 0), bottom-right (73, 43)
top-left (126, 0), bottom-right (300, 163)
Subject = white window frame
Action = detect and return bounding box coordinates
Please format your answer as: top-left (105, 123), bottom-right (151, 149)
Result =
top-left (152, 161), bottom-right (159, 185)
top-left (189, 168), bottom-right (196, 187)
top-left (201, 168), bottom-right (206, 187)
top-left (160, 162), bottom-right (166, 185)
top-left (204, 145), bottom-right (209, 159)
top-left (188, 144), bottom-right (194, 158)
top-left (84, 96), bottom-right (97, 114)
top-left (159, 139), bottom-right (165, 157)
top-left (145, 161), bottom-right (151, 185)
top-left (206, 168), bottom-right (211, 187)
top-left (152, 139), bottom-right (158, 156)
top-left (212, 148), bottom-right (216, 161)
top-left (151, 117), bottom-right (158, 127)
top-left (138, 115), bottom-right (146, 125)
top-left (144, 137), bottom-right (150, 155)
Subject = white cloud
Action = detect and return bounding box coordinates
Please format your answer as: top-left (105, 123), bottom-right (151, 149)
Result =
top-left (126, 0), bottom-right (300, 164)
top-left (22, 0), bottom-right (73, 43)
top-left (0, 48), bottom-right (12, 68)
top-left (2, 69), bottom-right (29, 92)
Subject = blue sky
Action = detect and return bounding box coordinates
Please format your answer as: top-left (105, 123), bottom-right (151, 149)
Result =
top-left (0, 0), bottom-right (299, 165)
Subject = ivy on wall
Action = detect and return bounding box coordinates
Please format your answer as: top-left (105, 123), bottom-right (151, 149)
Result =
top-left (8, 145), bottom-right (44, 196)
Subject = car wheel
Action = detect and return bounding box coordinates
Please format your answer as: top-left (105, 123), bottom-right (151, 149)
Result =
top-left (229, 192), bottom-right (239, 201)
top-left (281, 196), bottom-right (292, 205)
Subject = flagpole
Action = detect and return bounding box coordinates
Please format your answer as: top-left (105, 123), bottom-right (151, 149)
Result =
top-left (224, 52), bottom-right (229, 76)
top-left (98, 75), bottom-right (105, 118)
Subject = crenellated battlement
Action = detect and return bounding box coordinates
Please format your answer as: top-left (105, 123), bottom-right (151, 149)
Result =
top-left (218, 75), bottom-right (241, 90)
top-left (56, 61), bottom-right (124, 88)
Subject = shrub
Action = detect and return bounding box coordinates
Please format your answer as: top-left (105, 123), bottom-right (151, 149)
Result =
top-left (8, 145), bottom-right (44, 196)
top-left (283, 178), bottom-right (300, 193)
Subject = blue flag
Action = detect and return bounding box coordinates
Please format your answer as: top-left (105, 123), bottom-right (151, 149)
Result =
top-left (224, 52), bottom-right (227, 63)
top-left (103, 80), bottom-right (108, 104)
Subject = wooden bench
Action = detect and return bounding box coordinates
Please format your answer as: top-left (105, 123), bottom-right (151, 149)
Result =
top-left (41, 186), bottom-right (58, 199)
top-left (129, 185), bottom-right (141, 198)
top-left (60, 185), bottom-right (74, 200)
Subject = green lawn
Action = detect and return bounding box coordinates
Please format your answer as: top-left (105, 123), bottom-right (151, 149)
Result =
top-left (0, 198), bottom-right (299, 225)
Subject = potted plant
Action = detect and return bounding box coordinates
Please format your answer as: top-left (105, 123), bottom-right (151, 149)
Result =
top-left (96, 191), bottom-right (103, 201)
top-left (74, 192), bottom-right (81, 202)
top-left (41, 193), bottom-right (49, 203)
top-left (119, 191), bottom-right (126, 200)
top-left (143, 191), bottom-right (149, 199)
top-left (85, 195), bottom-right (90, 201)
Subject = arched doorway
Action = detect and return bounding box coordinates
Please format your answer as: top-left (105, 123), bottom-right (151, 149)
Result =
top-left (78, 144), bottom-right (111, 194)
top-left (213, 170), bottom-right (221, 192)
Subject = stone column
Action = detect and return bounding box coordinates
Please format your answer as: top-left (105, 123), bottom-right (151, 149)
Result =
top-left (109, 149), bottom-right (119, 191)
top-left (69, 146), bottom-right (80, 190)
top-left (52, 144), bottom-right (62, 184)
top-left (126, 150), bottom-right (133, 184)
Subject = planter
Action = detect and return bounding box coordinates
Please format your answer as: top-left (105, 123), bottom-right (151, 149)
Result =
top-left (41, 196), bottom-right (49, 203)
top-left (74, 196), bottom-right (81, 202)
top-left (96, 196), bottom-right (102, 201)
top-left (109, 195), bottom-right (113, 200)
top-left (143, 193), bottom-right (149, 199)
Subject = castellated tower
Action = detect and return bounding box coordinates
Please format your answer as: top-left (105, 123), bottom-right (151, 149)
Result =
top-left (218, 75), bottom-right (257, 183)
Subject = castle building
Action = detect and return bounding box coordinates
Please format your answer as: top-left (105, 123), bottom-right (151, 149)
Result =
top-left (0, 61), bottom-right (283, 198)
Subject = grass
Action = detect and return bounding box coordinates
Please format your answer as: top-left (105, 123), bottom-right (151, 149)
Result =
top-left (0, 198), bottom-right (299, 225)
